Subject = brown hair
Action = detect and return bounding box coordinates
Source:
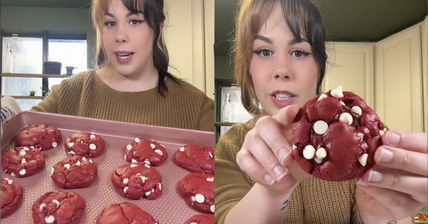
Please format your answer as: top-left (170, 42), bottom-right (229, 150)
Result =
top-left (92, 0), bottom-right (178, 96)
top-left (233, 0), bottom-right (327, 115)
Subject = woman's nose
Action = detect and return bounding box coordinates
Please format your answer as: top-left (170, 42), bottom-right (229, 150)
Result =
top-left (115, 27), bottom-right (128, 43)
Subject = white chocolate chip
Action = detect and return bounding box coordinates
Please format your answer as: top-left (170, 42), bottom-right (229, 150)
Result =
top-left (39, 203), bottom-right (46, 211)
top-left (21, 158), bottom-right (27, 164)
top-left (179, 146), bottom-right (185, 152)
top-left (19, 150), bottom-right (26, 156)
top-left (330, 86), bottom-right (344, 98)
top-left (123, 186), bottom-right (128, 193)
top-left (144, 159), bottom-right (151, 165)
top-left (11, 173), bottom-right (15, 176)
top-left (67, 142), bottom-right (75, 148)
top-left (75, 160), bottom-right (81, 166)
top-left (154, 149), bottom-right (163, 156)
top-left (63, 164), bottom-right (71, 169)
top-left (191, 196), bottom-right (195, 201)
top-left (150, 143), bottom-right (155, 149)
top-left (313, 120), bottom-right (328, 135)
top-left (206, 177), bottom-right (214, 182)
top-left (339, 112), bottom-right (353, 125)
top-left (82, 157), bottom-right (87, 162)
top-left (68, 150), bottom-right (76, 155)
top-left (292, 144), bottom-right (297, 150)
top-left (314, 157), bottom-right (323, 164)
top-left (379, 128), bottom-right (387, 136)
top-left (130, 164), bottom-right (138, 168)
top-left (209, 152), bottom-right (213, 158)
top-left (90, 134), bottom-right (96, 139)
top-left (190, 222), bottom-right (197, 224)
top-left (131, 159), bottom-right (138, 163)
top-left (356, 133), bottom-right (364, 142)
top-left (317, 94), bottom-right (327, 101)
top-left (51, 167), bottom-right (55, 175)
top-left (303, 145), bottom-right (316, 160)
top-left (145, 191), bottom-right (151, 196)
top-left (358, 153), bottom-right (368, 167)
top-left (89, 144), bottom-right (97, 150)
top-left (123, 178), bottom-right (129, 184)
top-left (80, 140), bottom-right (84, 144)
top-left (351, 106), bottom-right (362, 116)
top-left (340, 101), bottom-right (346, 106)
top-left (6, 178), bottom-right (13, 185)
top-left (195, 193), bottom-right (205, 203)
top-left (19, 169), bottom-right (26, 176)
top-left (51, 142), bottom-right (57, 148)
top-left (126, 144), bottom-right (132, 151)
top-left (23, 147), bottom-right (30, 151)
top-left (158, 183), bottom-right (162, 190)
top-left (315, 147), bottom-right (327, 159)
top-left (140, 175), bottom-right (148, 183)
top-left (52, 199), bottom-right (60, 208)
top-left (210, 204), bottom-right (215, 213)
top-left (134, 137), bottom-right (140, 143)
top-left (89, 159), bottom-right (93, 163)
top-left (45, 215), bottom-right (55, 224)
top-left (144, 164), bottom-right (150, 168)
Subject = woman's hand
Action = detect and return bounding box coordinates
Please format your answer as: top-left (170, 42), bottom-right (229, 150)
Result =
top-left (356, 130), bottom-right (428, 223)
top-left (236, 105), bottom-right (308, 194)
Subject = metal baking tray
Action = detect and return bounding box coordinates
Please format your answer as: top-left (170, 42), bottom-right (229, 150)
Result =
top-left (1, 111), bottom-right (214, 223)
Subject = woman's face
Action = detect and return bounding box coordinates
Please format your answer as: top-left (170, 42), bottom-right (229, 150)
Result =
top-left (249, 3), bottom-right (319, 116)
top-left (102, 0), bottom-right (155, 77)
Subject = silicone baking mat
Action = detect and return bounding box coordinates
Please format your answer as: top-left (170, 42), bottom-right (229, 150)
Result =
top-left (1, 111), bottom-right (214, 223)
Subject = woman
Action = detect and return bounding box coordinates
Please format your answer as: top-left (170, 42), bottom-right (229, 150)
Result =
top-left (32, 0), bottom-right (214, 131)
top-left (215, 0), bottom-right (428, 223)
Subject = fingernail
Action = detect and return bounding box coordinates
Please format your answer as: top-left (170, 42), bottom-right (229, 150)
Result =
top-left (379, 148), bottom-right (394, 163)
top-left (387, 131), bottom-right (401, 146)
top-left (273, 165), bottom-right (287, 180)
top-left (278, 149), bottom-right (288, 164)
top-left (264, 174), bottom-right (275, 185)
top-left (368, 170), bottom-right (383, 182)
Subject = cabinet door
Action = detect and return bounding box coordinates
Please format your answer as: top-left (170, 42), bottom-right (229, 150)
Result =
top-left (323, 42), bottom-right (375, 107)
top-left (375, 24), bottom-right (423, 132)
top-left (422, 17), bottom-right (427, 133)
top-left (164, 0), bottom-right (212, 96)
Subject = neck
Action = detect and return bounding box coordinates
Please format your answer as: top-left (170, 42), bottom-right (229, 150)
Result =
top-left (97, 64), bottom-right (159, 92)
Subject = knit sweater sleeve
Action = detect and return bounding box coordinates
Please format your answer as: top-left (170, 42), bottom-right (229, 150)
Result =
top-left (197, 96), bottom-right (214, 132)
top-left (215, 123), bottom-right (254, 224)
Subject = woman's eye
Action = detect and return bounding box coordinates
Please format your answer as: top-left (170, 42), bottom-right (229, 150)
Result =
top-left (129, 19), bottom-right (144, 25)
top-left (291, 50), bottom-right (310, 58)
top-left (254, 49), bottom-right (273, 57)
top-left (104, 21), bottom-right (116, 27)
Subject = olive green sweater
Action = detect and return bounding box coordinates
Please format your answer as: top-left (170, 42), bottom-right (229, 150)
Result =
top-left (32, 71), bottom-right (214, 131)
top-left (215, 121), bottom-right (358, 224)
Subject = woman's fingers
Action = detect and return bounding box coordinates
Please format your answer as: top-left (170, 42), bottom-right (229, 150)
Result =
top-left (358, 168), bottom-right (428, 203)
top-left (383, 130), bottom-right (428, 153)
top-left (374, 146), bottom-right (428, 176)
top-left (241, 130), bottom-right (288, 182)
top-left (236, 148), bottom-right (277, 185)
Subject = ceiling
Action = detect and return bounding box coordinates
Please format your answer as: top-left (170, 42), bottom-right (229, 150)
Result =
top-left (0, 0), bottom-right (91, 8)
top-left (215, 0), bottom-right (427, 56)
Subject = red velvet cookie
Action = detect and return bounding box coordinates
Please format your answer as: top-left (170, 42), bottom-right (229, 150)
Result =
top-left (96, 202), bottom-right (159, 224)
top-left (15, 124), bottom-right (62, 150)
top-left (184, 214), bottom-right (215, 224)
top-left (32, 190), bottom-right (86, 224)
top-left (51, 155), bottom-right (97, 189)
top-left (64, 132), bottom-right (105, 158)
top-left (111, 163), bottom-right (163, 200)
top-left (2, 146), bottom-right (45, 177)
top-left (173, 144), bottom-right (214, 174)
top-left (123, 137), bottom-right (168, 166)
top-left (1, 177), bottom-right (23, 218)
top-left (292, 86), bottom-right (385, 181)
top-left (177, 173), bottom-right (214, 213)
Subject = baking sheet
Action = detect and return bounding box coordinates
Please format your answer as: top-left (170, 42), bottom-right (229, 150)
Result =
top-left (1, 111), bottom-right (214, 224)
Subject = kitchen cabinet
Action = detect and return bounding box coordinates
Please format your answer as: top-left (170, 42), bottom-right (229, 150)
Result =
top-left (375, 23), bottom-right (424, 132)
top-left (164, 0), bottom-right (214, 99)
top-left (323, 42), bottom-right (375, 107)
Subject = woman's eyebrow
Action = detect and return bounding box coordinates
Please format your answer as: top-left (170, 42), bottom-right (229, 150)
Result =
top-left (254, 35), bottom-right (272, 44)
top-left (126, 11), bottom-right (144, 17)
top-left (104, 12), bottom-right (115, 18)
top-left (288, 38), bottom-right (309, 45)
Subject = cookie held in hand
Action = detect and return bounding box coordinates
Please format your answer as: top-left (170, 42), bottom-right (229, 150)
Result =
top-left (292, 86), bottom-right (385, 181)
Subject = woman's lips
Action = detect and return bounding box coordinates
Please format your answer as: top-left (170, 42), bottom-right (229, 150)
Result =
top-left (115, 52), bottom-right (134, 64)
top-left (270, 91), bottom-right (296, 108)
